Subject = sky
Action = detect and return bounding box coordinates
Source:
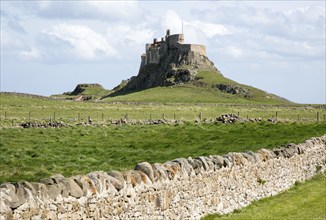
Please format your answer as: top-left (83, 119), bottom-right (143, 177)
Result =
top-left (1, 1), bottom-right (325, 104)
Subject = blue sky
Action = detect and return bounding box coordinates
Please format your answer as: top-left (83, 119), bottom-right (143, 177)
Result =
top-left (1, 1), bottom-right (325, 104)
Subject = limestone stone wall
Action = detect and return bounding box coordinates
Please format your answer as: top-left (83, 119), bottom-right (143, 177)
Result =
top-left (1, 135), bottom-right (325, 220)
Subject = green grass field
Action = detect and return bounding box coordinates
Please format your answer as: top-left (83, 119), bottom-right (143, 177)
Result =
top-left (202, 173), bottom-right (326, 220)
top-left (0, 122), bottom-right (325, 183)
top-left (0, 93), bottom-right (324, 126)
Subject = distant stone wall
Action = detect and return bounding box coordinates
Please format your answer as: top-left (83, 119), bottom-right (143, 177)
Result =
top-left (1, 135), bottom-right (325, 220)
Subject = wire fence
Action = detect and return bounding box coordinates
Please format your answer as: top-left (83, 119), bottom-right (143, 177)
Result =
top-left (1, 110), bottom-right (325, 127)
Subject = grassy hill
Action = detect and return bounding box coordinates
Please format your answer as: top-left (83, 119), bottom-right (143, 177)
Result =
top-left (103, 70), bottom-right (290, 104)
top-left (52, 83), bottom-right (110, 100)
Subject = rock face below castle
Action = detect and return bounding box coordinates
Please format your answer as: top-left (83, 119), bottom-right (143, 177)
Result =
top-left (121, 30), bottom-right (218, 91)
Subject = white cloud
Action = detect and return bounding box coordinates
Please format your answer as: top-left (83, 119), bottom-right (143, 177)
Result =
top-left (0, 9), bottom-right (26, 33)
top-left (191, 21), bottom-right (231, 38)
top-left (1, 30), bottom-right (27, 51)
top-left (10, 1), bottom-right (143, 22)
top-left (41, 24), bottom-right (117, 61)
top-left (160, 10), bottom-right (231, 44)
top-left (191, 4), bottom-right (325, 61)
top-left (105, 24), bottom-right (155, 62)
top-left (226, 46), bottom-right (243, 58)
top-left (19, 46), bottom-right (42, 60)
top-left (106, 24), bottom-right (154, 46)
top-left (160, 10), bottom-right (183, 34)
top-left (286, 6), bottom-right (325, 23)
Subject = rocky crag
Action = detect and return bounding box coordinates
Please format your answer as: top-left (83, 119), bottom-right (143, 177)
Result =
top-left (118, 29), bottom-right (219, 92)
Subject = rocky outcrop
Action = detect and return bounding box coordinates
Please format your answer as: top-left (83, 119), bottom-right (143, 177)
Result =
top-left (70, 84), bottom-right (104, 96)
top-left (1, 135), bottom-right (325, 219)
top-left (213, 83), bottom-right (252, 98)
top-left (121, 50), bottom-right (217, 91)
top-left (20, 121), bottom-right (66, 128)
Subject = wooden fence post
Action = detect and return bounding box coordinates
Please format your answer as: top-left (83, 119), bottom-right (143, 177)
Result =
top-left (88, 116), bottom-right (91, 124)
top-left (237, 111), bottom-right (240, 117)
top-left (4, 111), bottom-right (7, 120)
top-left (53, 112), bottom-right (56, 121)
top-left (78, 113), bottom-right (80, 122)
top-left (275, 111), bottom-right (278, 120)
top-left (174, 114), bottom-right (176, 120)
top-left (317, 112), bottom-right (320, 122)
top-left (199, 112), bottom-right (202, 121)
top-left (162, 113), bottom-right (165, 120)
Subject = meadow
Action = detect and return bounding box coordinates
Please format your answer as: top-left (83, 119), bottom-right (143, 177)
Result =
top-left (0, 122), bottom-right (325, 183)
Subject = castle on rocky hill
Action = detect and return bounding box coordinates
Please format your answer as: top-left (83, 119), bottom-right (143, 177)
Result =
top-left (140, 29), bottom-right (207, 69)
top-left (118, 29), bottom-right (216, 91)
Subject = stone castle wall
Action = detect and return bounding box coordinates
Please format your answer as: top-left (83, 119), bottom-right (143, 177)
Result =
top-left (189, 44), bottom-right (206, 56)
top-left (167, 34), bottom-right (184, 49)
top-left (143, 31), bottom-right (206, 66)
top-left (1, 135), bottom-right (325, 220)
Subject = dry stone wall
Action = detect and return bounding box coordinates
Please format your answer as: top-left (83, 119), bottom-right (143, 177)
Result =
top-left (1, 135), bottom-right (325, 220)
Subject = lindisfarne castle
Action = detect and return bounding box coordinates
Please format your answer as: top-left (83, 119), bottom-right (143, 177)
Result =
top-left (120, 29), bottom-right (217, 91)
top-left (140, 29), bottom-right (206, 68)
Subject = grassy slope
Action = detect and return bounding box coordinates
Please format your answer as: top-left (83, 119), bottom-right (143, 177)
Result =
top-left (0, 123), bottom-right (325, 183)
top-left (103, 71), bottom-right (290, 104)
top-left (202, 173), bottom-right (326, 220)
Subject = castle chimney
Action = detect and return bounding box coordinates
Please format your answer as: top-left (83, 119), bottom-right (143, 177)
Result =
top-left (161, 37), bottom-right (164, 42)
top-left (166, 29), bottom-right (170, 36)
top-left (153, 38), bottom-right (157, 44)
